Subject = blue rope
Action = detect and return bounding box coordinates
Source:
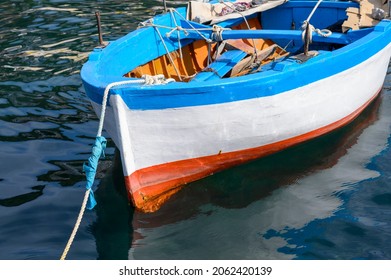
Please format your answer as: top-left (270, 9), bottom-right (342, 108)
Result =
top-left (82, 136), bottom-right (107, 210)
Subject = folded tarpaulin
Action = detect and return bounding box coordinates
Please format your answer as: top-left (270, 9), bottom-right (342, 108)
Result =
top-left (187, 0), bottom-right (287, 25)
top-left (341, 0), bottom-right (389, 32)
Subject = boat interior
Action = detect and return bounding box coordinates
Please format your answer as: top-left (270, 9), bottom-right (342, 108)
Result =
top-left (123, 0), bottom-right (388, 82)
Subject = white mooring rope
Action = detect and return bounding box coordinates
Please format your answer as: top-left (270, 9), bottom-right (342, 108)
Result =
top-left (60, 189), bottom-right (91, 260)
top-left (60, 75), bottom-right (174, 260)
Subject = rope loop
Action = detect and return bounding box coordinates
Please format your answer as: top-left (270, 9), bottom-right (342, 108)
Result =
top-left (300, 0), bottom-right (331, 47)
top-left (301, 20), bottom-right (331, 44)
top-left (315, 28), bottom-right (332, 37)
top-left (211, 25), bottom-right (224, 42)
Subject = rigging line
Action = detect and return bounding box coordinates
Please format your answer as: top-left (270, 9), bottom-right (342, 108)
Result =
top-left (219, 0), bottom-right (258, 57)
top-left (306, 0), bottom-right (323, 22)
top-left (169, 8), bottom-right (183, 59)
top-left (153, 26), bottom-right (183, 81)
top-left (140, 21), bottom-right (215, 34)
top-left (171, 8), bottom-right (214, 43)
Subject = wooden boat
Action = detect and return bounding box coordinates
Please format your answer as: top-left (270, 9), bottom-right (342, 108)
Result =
top-left (81, 0), bottom-right (391, 212)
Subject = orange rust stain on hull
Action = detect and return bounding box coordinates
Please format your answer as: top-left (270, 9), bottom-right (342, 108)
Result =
top-left (125, 89), bottom-right (382, 213)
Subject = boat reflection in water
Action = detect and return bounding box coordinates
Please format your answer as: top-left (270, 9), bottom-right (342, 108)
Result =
top-left (93, 88), bottom-right (391, 259)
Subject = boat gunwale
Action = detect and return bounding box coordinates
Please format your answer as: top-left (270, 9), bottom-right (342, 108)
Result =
top-left (81, 2), bottom-right (391, 110)
top-left (83, 34), bottom-right (391, 111)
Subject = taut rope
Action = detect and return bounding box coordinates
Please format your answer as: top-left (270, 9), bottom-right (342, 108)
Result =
top-left (301, 0), bottom-right (331, 55)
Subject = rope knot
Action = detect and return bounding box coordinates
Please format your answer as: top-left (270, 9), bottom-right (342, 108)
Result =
top-left (138, 18), bottom-right (154, 29)
top-left (165, 26), bottom-right (188, 38)
top-left (301, 20), bottom-right (332, 44)
top-left (142, 74), bottom-right (175, 85)
top-left (301, 20), bottom-right (314, 43)
top-left (211, 25), bottom-right (224, 42)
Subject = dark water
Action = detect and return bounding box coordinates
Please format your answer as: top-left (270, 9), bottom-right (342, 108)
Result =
top-left (0, 0), bottom-right (390, 260)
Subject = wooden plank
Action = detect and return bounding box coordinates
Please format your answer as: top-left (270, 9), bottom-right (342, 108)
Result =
top-left (191, 49), bottom-right (247, 82)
